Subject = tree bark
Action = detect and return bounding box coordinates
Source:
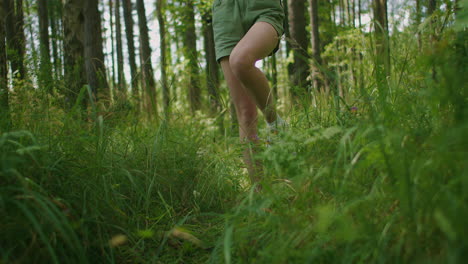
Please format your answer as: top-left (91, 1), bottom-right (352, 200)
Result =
top-left (63, 0), bottom-right (86, 109)
top-left (136, 0), bottom-right (157, 116)
top-left (115, 0), bottom-right (126, 97)
top-left (0, 0), bottom-right (11, 130)
top-left (49, 0), bottom-right (63, 81)
top-left (5, 0), bottom-right (26, 79)
top-left (183, 0), bottom-right (201, 112)
top-left (271, 53), bottom-right (278, 100)
top-left (15, 0), bottom-right (26, 79)
top-left (156, 0), bottom-right (169, 112)
top-left (428, 0), bottom-right (437, 15)
top-left (283, 0), bottom-right (293, 83)
top-left (203, 12), bottom-right (221, 114)
top-left (122, 0), bottom-right (139, 99)
top-left (109, 0), bottom-right (117, 90)
top-left (415, 0), bottom-right (421, 50)
top-left (358, 0), bottom-right (362, 27)
top-left (288, 0), bottom-right (310, 97)
top-left (373, 0), bottom-right (390, 95)
top-left (38, 0), bottom-right (53, 92)
top-left (310, 0), bottom-right (323, 92)
top-left (83, 0), bottom-right (108, 101)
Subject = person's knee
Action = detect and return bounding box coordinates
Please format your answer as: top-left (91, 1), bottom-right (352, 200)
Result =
top-left (229, 52), bottom-right (254, 79)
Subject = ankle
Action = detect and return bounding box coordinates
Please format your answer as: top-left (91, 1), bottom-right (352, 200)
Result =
top-left (267, 115), bottom-right (284, 127)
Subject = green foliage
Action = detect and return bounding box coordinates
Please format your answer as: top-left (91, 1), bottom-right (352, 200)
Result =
top-left (1, 107), bottom-right (241, 263)
top-left (208, 10), bottom-right (468, 264)
top-left (2, 2), bottom-right (468, 263)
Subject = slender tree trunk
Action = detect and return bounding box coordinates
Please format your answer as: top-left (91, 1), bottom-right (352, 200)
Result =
top-left (346, 0), bottom-right (352, 26)
top-left (38, 0), bottom-right (53, 93)
top-left (415, 0), bottom-right (422, 50)
top-left (24, 0), bottom-right (39, 76)
top-left (428, 0), bottom-right (437, 15)
top-left (373, 0), bottom-right (390, 93)
top-left (123, 0), bottom-right (139, 100)
top-left (136, 0), bottom-right (157, 116)
top-left (288, 0), bottom-right (310, 98)
top-left (358, 0), bottom-right (362, 27)
top-left (428, 0), bottom-right (438, 39)
top-left (0, 0), bottom-right (11, 130)
top-left (49, 0), bottom-right (62, 81)
top-left (83, 0), bottom-right (108, 101)
top-left (283, 0), bottom-right (293, 82)
top-left (109, 0), bottom-right (117, 91)
top-left (15, 0), bottom-right (26, 79)
top-left (63, 0), bottom-right (86, 109)
top-left (271, 53), bottom-right (278, 100)
top-left (352, 0), bottom-right (356, 27)
top-left (115, 0), bottom-right (126, 97)
top-left (38, 0), bottom-right (51, 65)
top-left (428, 0), bottom-right (438, 80)
top-left (340, 0), bottom-right (345, 26)
top-left (5, 0), bottom-right (26, 79)
top-left (203, 12), bottom-right (221, 114)
top-left (183, 0), bottom-right (201, 112)
top-left (156, 0), bottom-right (169, 112)
top-left (310, 0), bottom-right (323, 92)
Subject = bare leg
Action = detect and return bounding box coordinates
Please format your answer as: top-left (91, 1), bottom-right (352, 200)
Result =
top-left (220, 57), bottom-right (263, 186)
top-left (229, 22), bottom-right (280, 124)
top-left (219, 22), bottom-right (280, 189)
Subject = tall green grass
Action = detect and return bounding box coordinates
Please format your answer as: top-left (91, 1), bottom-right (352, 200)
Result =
top-left (2, 7), bottom-right (467, 264)
top-left (209, 14), bottom-right (468, 264)
top-left (1, 105), bottom-right (242, 263)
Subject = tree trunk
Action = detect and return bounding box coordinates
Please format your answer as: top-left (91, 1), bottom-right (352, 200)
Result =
top-left (24, 0), bottom-right (39, 76)
top-left (49, 0), bottom-right (63, 81)
top-left (109, 0), bottom-right (117, 90)
top-left (84, 0), bottom-right (108, 101)
top-left (183, 0), bottom-right (201, 112)
top-left (202, 12), bottom-right (221, 114)
top-left (0, 0), bottom-right (11, 130)
top-left (288, 0), bottom-right (310, 98)
top-left (415, 0), bottom-right (421, 50)
top-left (340, 0), bottom-right (345, 26)
top-left (38, 0), bottom-right (53, 92)
top-left (373, 0), bottom-right (390, 85)
top-left (115, 0), bottom-right (126, 97)
top-left (428, 0), bottom-right (438, 80)
top-left (122, 0), bottom-right (139, 99)
top-left (358, 0), bottom-right (362, 27)
top-left (309, 0), bottom-right (323, 92)
top-left (271, 53), bottom-right (278, 100)
top-left (15, 0), bottom-right (26, 79)
top-left (156, 0), bottom-right (169, 112)
top-left (63, 0), bottom-right (86, 109)
top-left (283, 0), bottom-right (293, 83)
top-left (428, 0), bottom-right (437, 15)
top-left (5, 0), bottom-right (26, 79)
top-left (136, 0), bottom-right (157, 116)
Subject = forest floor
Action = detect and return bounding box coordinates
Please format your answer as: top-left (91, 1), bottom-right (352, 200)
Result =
top-left (1, 93), bottom-right (467, 263)
top-left (2, 26), bottom-right (468, 263)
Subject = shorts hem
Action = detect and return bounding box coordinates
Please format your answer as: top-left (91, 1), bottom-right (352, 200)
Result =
top-left (255, 17), bottom-right (284, 37)
top-left (216, 47), bottom-right (235, 63)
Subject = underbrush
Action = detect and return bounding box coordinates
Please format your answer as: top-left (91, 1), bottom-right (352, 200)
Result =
top-left (0, 113), bottom-right (242, 263)
top-left (2, 9), bottom-right (467, 264)
top-left (209, 24), bottom-right (468, 264)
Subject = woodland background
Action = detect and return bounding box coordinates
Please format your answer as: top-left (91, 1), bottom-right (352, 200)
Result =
top-left (0, 0), bottom-right (467, 263)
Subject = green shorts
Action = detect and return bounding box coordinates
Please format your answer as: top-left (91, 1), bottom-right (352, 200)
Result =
top-left (212, 0), bottom-right (285, 62)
